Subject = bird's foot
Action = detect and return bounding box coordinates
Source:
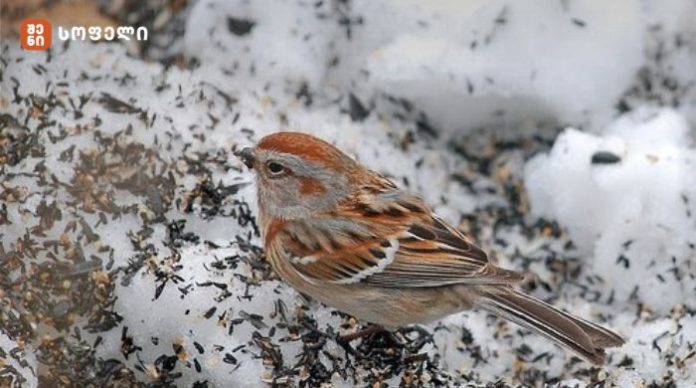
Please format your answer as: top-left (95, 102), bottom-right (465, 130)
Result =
top-left (396, 326), bottom-right (433, 352)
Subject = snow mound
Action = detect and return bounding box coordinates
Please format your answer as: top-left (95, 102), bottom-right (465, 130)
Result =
top-left (525, 108), bottom-right (696, 309)
top-left (184, 0), bottom-right (648, 131)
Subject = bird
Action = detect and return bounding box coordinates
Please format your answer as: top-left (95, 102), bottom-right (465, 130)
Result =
top-left (236, 131), bottom-right (624, 365)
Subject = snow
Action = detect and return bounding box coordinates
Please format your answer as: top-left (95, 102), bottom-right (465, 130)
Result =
top-left (184, 0), bottom-right (336, 91)
top-left (181, 0), bottom-right (653, 131)
top-left (2, 0), bottom-right (696, 386)
top-left (350, 0), bottom-right (645, 132)
top-left (0, 332), bottom-right (38, 388)
top-left (106, 245), bottom-right (299, 387)
top-left (525, 108), bottom-right (696, 309)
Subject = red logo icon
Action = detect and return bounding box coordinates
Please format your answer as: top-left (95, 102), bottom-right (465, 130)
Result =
top-left (20, 19), bottom-right (52, 50)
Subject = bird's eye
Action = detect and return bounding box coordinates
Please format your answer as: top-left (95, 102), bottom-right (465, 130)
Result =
top-left (266, 161), bottom-right (286, 176)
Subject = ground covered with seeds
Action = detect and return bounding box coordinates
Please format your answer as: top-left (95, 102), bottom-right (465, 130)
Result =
top-left (2, 1), bottom-right (696, 387)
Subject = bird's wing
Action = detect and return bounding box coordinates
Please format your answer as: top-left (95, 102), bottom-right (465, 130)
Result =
top-left (280, 187), bottom-right (523, 288)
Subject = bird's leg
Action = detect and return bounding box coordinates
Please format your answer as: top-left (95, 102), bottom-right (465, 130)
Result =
top-left (336, 324), bottom-right (385, 344)
top-left (396, 326), bottom-right (433, 352)
top-left (336, 325), bottom-right (389, 357)
top-left (337, 325), bottom-right (408, 355)
top-left (381, 330), bottom-right (406, 347)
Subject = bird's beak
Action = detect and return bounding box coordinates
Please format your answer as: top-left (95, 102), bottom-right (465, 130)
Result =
top-left (235, 147), bottom-right (255, 169)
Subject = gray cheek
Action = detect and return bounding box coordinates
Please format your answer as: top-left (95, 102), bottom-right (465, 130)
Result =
top-left (308, 184), bottom-right (348, 210)
top-left (259, 179), bottom-right (308, 219)
top-left (274, 181), bottom-right (302, 206)
top-left (258, 164), bottom-right (352, 220)
top-left (261, 179), bottom-right (296, 205)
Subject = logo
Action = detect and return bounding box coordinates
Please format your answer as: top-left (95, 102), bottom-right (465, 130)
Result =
top-left (21, 19), bottom-right (52, 50)
top-left (19, 19), bottom-right (149, 51)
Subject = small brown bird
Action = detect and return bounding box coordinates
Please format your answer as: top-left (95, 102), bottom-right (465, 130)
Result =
top-left (237, 131), bottom-right (624, 364)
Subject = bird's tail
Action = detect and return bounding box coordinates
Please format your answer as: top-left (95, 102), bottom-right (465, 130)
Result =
top-left (475, 286), bottom-right (625, 365)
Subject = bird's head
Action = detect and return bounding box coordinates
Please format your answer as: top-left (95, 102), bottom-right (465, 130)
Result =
top-left (236, 132), bottom-right (361, 221)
